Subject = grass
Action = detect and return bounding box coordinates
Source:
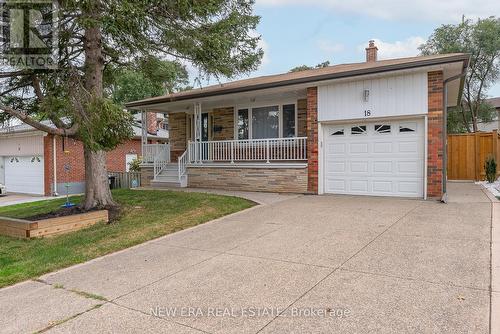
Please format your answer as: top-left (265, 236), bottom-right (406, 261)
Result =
top-left (0, 189), bottom-right (255, 288)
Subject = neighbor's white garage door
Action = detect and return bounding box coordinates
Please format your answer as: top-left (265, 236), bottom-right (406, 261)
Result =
top-left (323, 119), bottom-right (425, 198)
top-left (5, 156), bottom-right (44, 195)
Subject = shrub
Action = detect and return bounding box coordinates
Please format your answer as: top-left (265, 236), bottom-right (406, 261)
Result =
top-left (485, 155), bottom-right (497, 183)
top-left (128, 158), bottom-right (142, 173)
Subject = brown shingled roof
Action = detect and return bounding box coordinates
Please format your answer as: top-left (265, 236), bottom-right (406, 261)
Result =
top-left (126, 53), bottom-right (469, 108)
top-left (486, 97), bottom-right (500, 108)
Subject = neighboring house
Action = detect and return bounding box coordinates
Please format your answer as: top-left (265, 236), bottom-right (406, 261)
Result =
top-left (127, 41), bottom-right (469, 199)
top-left (0, 113), bottom-right (168, 195)
top-left (477, 97), bottom-right (500, 132)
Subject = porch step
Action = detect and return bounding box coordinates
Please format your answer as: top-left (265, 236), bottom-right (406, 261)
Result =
top-left (151, 174), bottom-right (188, 188)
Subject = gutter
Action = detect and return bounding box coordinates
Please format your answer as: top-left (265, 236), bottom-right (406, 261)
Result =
top-left (441, 60), bottom-right (470, 203)
top-left (126, 54), bottom-right (471, 109)
top-left (52, 136), bottom-right (59, 196)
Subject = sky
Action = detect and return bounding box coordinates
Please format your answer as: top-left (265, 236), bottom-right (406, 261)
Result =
top-left (204, 0), bottom-right (500, 97)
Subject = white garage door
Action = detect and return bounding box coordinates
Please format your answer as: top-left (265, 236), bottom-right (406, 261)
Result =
top-left (5, 156), bottom-right (44, 195)
top-left (323, 119), bottom-right (425, 198)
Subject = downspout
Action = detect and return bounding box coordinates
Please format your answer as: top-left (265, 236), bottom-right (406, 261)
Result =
top-left (441, 67), bottom-right (468, 203)
top-left (52, 135), bottom-right (59, 196)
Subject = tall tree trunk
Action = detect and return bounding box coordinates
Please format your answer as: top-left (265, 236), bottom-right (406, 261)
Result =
top-left (81, 6), bottom-right (116, 209)
top-left (83, 149), bottom-right (115, 210)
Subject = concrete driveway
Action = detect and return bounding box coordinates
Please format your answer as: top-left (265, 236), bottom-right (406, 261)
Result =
top-left (0, 193), bottom-right (56, 207)
top-left (0, 183), bottom-right (494, 333)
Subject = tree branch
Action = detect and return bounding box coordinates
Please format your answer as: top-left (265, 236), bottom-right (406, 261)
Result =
top-left (0, 103), bottom-right (79, 136)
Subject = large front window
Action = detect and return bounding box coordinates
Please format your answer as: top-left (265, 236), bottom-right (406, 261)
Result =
top-left (237, 104), bottom-right (296, 140)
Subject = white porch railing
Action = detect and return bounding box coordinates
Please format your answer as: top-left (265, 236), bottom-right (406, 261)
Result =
top-left (153, 144), bottom-right (170, 178)
top-left (187, 137), bottom-right (308, 163)
top-left (143, 143), bottom-right (169, 164)
top-left (178, 150), bottom-right (188, 181)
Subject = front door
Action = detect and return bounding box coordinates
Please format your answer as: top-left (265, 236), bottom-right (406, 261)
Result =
top-left (200, 113), bottom-right (210, 160)
top-left (201, 113), bottom-right (209, 141)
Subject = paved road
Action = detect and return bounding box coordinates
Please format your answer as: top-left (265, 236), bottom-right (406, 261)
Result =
top-left (0, 183), bottom-right (493, 333)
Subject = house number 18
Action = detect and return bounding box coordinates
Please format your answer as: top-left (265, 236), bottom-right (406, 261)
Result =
top-left (364, 110), bottom-right (372, 117)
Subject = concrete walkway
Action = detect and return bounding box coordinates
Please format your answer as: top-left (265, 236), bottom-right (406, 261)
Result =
top-left (0, 193), bottom-right (63, 207)
top-left (0, 183), bottom-right (495, 333)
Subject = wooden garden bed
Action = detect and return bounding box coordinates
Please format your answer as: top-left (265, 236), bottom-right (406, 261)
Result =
top-left (0, 210), bottom-right (109, 238)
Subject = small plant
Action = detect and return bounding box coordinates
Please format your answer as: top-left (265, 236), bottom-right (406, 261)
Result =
top-left (128, 158), bottom-right (142, 172)
top-left (485, 155), bottom-right (497, 183)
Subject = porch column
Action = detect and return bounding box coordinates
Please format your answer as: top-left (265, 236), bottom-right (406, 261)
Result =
top-left (194, 102), bottom-right (202, 163)
top-left (141, 110), bottom-right (148, 159)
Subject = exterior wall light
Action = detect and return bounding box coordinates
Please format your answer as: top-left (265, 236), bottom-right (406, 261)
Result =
top-left (363, 89), bottom-right (370, 102)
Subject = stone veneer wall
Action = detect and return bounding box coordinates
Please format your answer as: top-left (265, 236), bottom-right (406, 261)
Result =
top-left (212, 107), bottom-right (234, 140)
top-left (169, 112), bottom-right (187, 162)
top-left (187, 167), bottom-right (308, 193)
top-left (140, 166), bottom-right (154, 187)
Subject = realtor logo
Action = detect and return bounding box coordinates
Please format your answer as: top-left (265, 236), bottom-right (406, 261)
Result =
top-left (0, 0), bottom-right (59, 69)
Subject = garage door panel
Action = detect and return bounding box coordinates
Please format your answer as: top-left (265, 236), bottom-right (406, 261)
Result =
top-left (372, 181), bottom-right (393, 193)
top-left (349, 143), bottom-right (368, 154)
top-left (373, 161), bottom-right (393, 174)
top-left (327, 143), bottom-right (346, 154)
top-left (398, 141), bottom-right (419, 153)
top-left (373, 142), bottom-right (393, 153)
top-left (5, 156), bottom-right (44, 195)
top-left (324, 119), bottom-right (424, 198)
top-left (326, 179), bottom-right (346, 192)
top-left (350, 180), bottom-right (369, 192)
top-left (398, 181), bottom-right (420, 195)
top-left (350, 161), bottom-right (368, 173)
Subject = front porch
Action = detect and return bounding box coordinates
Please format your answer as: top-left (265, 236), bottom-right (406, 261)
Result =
top-left (138, 95), bottom-right (312, 192)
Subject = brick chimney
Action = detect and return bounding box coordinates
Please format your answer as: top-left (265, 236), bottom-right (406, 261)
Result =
top-left (146, 112), bottom-right (157, 135)
top-left (365, 40), bottom-right (378, 62)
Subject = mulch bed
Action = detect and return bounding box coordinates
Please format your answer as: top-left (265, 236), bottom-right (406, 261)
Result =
top-left (24, 206), bottom-right (121, 222)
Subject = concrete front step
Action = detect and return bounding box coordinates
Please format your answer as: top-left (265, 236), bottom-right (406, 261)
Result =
top-left (151, 181), bottom-right (184, 188)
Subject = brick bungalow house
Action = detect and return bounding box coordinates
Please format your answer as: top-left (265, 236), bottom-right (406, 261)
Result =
top-left (127, 42), bottom-right (470, 200)
top-left (0, 113), bottom-right (167, 195)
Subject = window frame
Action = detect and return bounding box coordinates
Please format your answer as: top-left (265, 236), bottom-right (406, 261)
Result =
top-left (234, 101), bottom-right (298, 140)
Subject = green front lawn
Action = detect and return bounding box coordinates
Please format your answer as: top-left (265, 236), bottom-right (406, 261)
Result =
top-left (0, 189), bottom-right (255, 288)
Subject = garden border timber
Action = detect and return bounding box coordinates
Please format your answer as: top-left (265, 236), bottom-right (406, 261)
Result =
top-left (0, 210), bottom-right (109, 238)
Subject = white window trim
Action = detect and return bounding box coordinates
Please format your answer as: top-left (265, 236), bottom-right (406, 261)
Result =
top-left (234, 101), bottom-right (298, 140)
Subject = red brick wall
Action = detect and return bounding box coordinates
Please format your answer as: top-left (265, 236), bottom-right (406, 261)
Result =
top-left (147, 112), bottom-right (157, 134)
top-left (106, 140), bottom-right (141, 172)
top-left (427, 71), bottom-right (444, 198)
top-left (307, 87), bottom-right (319, 193)
top-left (43, 136), bottom-right (141, 195)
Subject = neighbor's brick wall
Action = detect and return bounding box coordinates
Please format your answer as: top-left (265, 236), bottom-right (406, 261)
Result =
top-left (187, 167), bottom-right (308, 193)
top-left (306, 87), bottom-right (319, 193)
top-left (427, 71), bottom-right (444, 198)
top-left (169, 112), bottom-right (187, 162)
top-left (106, 140), bottom-right (141, 172)
top-left (44, 135), bottom-right (142, 195)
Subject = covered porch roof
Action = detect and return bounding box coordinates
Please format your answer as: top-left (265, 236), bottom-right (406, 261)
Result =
top-left (126, 53), bottom-right (470, 113)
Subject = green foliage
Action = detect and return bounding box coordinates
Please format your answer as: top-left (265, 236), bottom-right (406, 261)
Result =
top-left (76, 97), bottom-right (134, 152)
top-left (108, 57), bottom-right (189, 105)
top-left (485, 155), bottom-right (497, 183)
top-left (128, 158), bottom-right (142, 173)
top-left (289, 61), bottom-right (331, 73)
top-left (447, 102), bottom-right (496, 133)
top-left (420, 16), bottom-right (500, 132)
